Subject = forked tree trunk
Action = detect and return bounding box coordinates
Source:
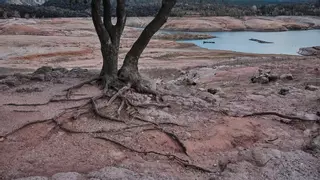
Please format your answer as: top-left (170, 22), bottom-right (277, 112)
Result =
top-left (91, 0), bottom-right (176, 88)
top-left (91, 0), bottom-right (125, 84)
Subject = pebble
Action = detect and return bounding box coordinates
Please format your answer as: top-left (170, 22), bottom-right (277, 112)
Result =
top-left (279, 88), bottom-right (290, 95)
top-left (305, 85), bottom-right (318, 91)
top-left (280, 74), bottom-right (293, 80)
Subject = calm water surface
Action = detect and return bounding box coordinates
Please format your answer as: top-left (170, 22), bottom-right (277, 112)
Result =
top-left (179, 30), bottom-right (320, 55)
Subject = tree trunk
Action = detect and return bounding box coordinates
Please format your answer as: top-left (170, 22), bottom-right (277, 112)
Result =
top-left (100, 44), bottom-right (118, 78)
top-left (91, 0), bottom-right (124, 86)
top-left (118, 0), bottom-right (177, 83)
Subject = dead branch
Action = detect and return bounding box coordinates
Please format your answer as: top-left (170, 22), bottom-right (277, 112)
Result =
top-left (94, 136), bottom-right (213, 173)
top-left (91, 98), bottom-right (125, 123)
top-left (243, 112), bottom-right (320, 123)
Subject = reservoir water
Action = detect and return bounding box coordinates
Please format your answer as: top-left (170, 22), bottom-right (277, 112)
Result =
top-left (179, 30), bottom-right (320, 55)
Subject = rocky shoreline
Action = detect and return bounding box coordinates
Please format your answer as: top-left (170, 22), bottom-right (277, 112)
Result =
top-left (298, 46), bottom-right (320, 56)
top-left (127, 16), bottom-right (320, 32)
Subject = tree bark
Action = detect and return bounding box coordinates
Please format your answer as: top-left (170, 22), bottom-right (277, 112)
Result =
top-left (92, 0), bottom-right (126, 83)
top-left (100, 45), bottom-right (118, 77)
top-left (118, 0), bottom-right (177, 83)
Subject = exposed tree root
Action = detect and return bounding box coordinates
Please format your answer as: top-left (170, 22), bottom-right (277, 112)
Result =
top-left (1, 78), bottom-right (210, 174)
top-left (1, 119), bottom-right (52, 139)
top-left (117, 100), bottom-right (125, 117)
top-left (119, 122), bottom-right (186, 132)
top-left (5, 97), bottom-right (93, 106)
top-left (13, 110), bottom-right (40, 113)
top-left (64, 77), bottom-right (100, 92)
top-left (64, 77), bottom-right (100, 99)
top-left (131, 115), bottom-right (159, 126)
top-left (106, 85), bottom-right (131, 106)
top-left (243, 112), bottom-right (320, 123)
top-left (0, 111), bottom-right (66, 139)
top-left (124, 97), bottom-right (170, 109)
top-left (144, 127), bottom-right (189, 157)
top-left (94, 136), bottom-right (213, 173)
top-left (91, 98), bottom-right (125, 123)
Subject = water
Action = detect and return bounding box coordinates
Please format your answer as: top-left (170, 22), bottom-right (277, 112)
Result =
top-left (179, 30), bottom-right (320, 55)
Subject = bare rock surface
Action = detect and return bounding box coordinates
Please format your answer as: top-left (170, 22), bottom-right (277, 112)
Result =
top-left (0, 17), bottom-right (320, 180)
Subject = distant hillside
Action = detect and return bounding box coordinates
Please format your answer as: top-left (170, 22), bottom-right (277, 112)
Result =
top-left (1, 0), bottom-right (319, 18)
top-left (1, 0), bottom-right (316, 6)
top-left (1, 0), bottom-right (48, 5)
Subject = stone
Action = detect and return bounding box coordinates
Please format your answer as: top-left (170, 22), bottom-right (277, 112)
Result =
top-left (33, 66), bottom-right (53, 74)
top-left (280, 74), bottom-right (293, 80)
top-left (53, 67), bottom-right (69, 74)
top-left (54, 79), bottom-right (64, 84)
top-left (251, 76), bottom-right (269, 84)
top-left (208, 88), bottom-right (219, 95)
top-left (303, 113), bottom-right (319, 121)
top-left (14, 73), bottom-right (32, 80)
top-left (197, 91), bottom-right (216, 103)
top-left (305, 85), bottom-right (318, 91)
top-left (259, 76), bottom-right (269, 84)
top-left (0, 76), bottom-right (21, 87)
top-left (52, 172), bottom-right (85, 180)
top-left (310, 135), bottom-right (320, 153)
top-left (50, 71), bottom-right (65, 78)
top-left (0, 84), bottom-right (10, 91)
top-left (44, 73), bottom-right (53, 81)
top-left (14, 177), bottom-right (49, 180)
top-left (68, 67), bottom-right (89, 78)
top-left (70, 67), bottom-right (88, 73)
top-left (185, 78), bottom-right (197, 86)
top-left (279, 88), bottom-right (289, 95)
top-left (267, 74), bottom-right (279, 82)
top-left (31, 74), bottom-right (45, 81)
top-left (251, 148), bottom-right (269, 167)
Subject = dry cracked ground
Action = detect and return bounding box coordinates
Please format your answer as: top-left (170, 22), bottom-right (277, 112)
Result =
top-left (0, 18), bottom-right (319, 180)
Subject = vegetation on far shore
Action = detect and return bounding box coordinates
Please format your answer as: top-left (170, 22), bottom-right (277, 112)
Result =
top-left (1, 1), bottom-right (320, 19)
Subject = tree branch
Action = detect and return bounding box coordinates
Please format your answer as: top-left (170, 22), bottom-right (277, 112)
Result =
top-left (102, 0), bottom-right (114, 42)
top-left (92, 0), bottom-right (110, 45)
top-left (123, 0), bottom-right (176, 67)
top-left (115, 0), bottom-right (126, 35)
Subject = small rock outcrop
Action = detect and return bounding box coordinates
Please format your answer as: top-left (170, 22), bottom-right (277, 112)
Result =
top-left (279, 88), bottom-right (290, 96)
top-left (251, 69), bottom-right (279, 84)
top-left (280, 73), bottom-right (293, 81)
top-left (305, 85), bottom-right (319, 91)
top-left (298, 46), bottom-right (320, 56)
top-left (31, 66), bottom-right (70, 82)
